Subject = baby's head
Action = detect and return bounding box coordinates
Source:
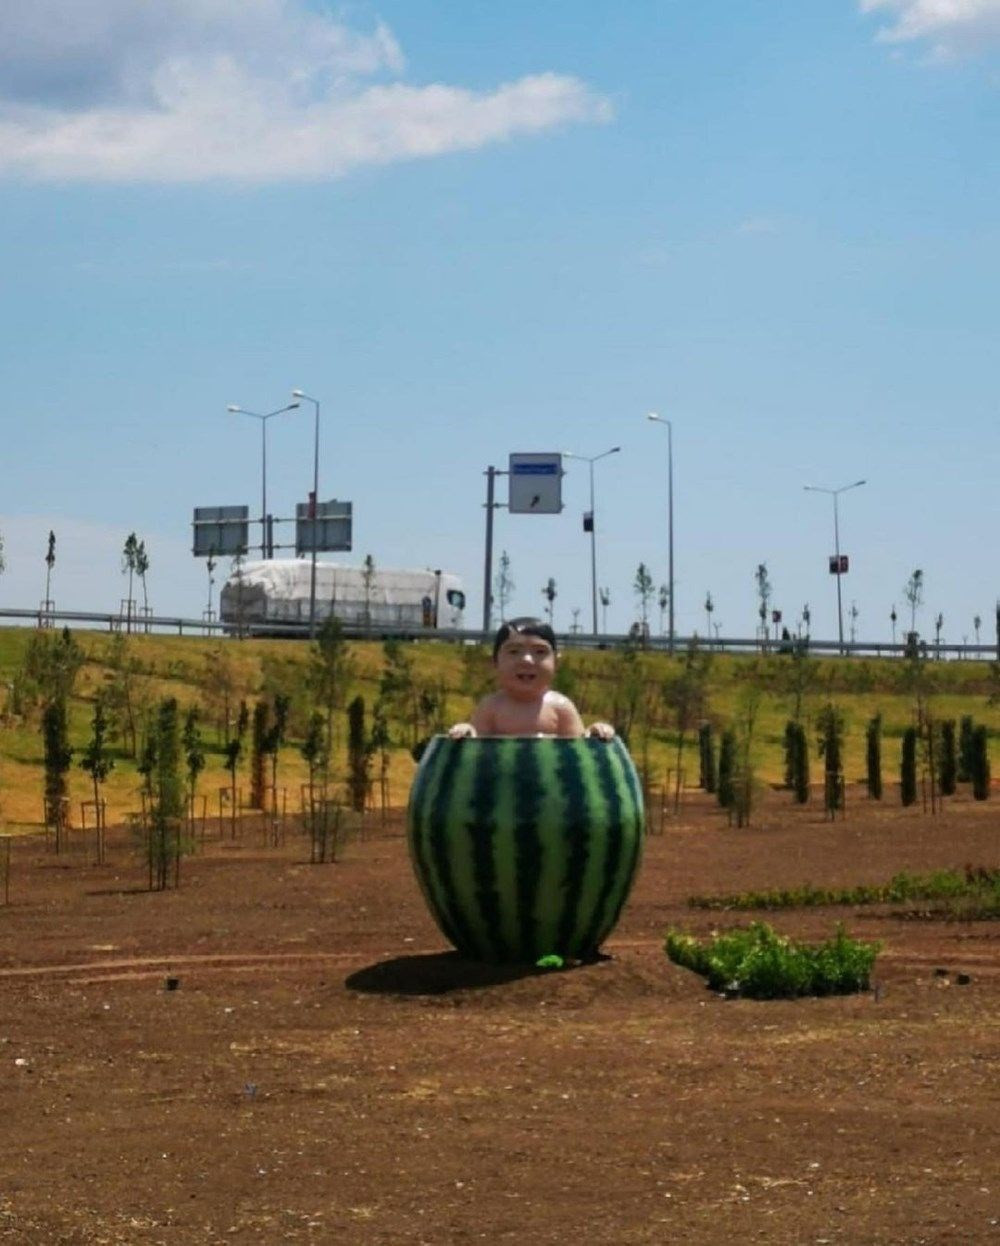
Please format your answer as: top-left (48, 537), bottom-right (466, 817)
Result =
top-left (492, 616), bottom-right (558, 661)
top-left (492, 617), bottom-right (558, 702)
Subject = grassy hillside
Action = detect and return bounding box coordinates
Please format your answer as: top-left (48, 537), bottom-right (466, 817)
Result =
top-left (0, 625), bottom-right (997, 831)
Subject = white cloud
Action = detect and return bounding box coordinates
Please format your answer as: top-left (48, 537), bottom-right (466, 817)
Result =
top-left (861, 0), bottom-right (1000, 57)
top-left (0, 1), bottom-right (611, 182)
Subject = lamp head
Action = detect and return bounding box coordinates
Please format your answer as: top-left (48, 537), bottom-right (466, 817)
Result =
top-left (291, 389), bottom-right (305, 398)
top-left (227, 404), bottom-right (241, 413)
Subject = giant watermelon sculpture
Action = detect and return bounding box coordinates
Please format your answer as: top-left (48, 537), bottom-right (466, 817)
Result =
top-left (407, 735), bottom-right (645, 963)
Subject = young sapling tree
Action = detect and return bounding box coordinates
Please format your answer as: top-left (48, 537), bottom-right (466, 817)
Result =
top-left (542, 577), bottom-right (557, 627)
top-left (182, 706), bottom-right (206, 836)
top-left (633, 563), bottom-right (654, 639)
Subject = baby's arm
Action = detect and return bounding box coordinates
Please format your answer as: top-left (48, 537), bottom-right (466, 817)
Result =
top-left (554, 695), bottom-right (587, 738)
top-left (552, 695), bottom-right (615, 741)
top-left (553, 695), bottom-right (614, 740)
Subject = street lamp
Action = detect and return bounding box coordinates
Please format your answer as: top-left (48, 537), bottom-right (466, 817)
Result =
top-left (227, 401), bottom-right (299, 558)
top-left (803, 479), bottom-right (866, 654)
top-left (646, 413), bottom-right (675, 652)
top-left (563, 446), bottom-right (620, 635)
top-left (292, 389), bottom-right (321, 638)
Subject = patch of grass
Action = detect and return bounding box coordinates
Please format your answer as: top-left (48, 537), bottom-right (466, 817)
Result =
top-left (665, 921), bottom-right (880, 999)
top-left (687, 866), bottom-right (1000, 912)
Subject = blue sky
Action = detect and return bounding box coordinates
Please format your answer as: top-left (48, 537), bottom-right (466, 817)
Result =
top-left (1, 0), bottom-right (998, 644)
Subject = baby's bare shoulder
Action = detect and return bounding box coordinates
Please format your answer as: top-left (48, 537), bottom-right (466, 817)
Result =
top-left (544, 690), bottom-right (575, 707)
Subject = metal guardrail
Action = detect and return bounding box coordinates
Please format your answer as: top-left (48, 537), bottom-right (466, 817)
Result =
top-left (0, 606), bottom-right (996, 660)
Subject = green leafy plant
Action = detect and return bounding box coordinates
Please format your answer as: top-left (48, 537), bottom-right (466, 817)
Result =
top-left (665, 921), bottom-right (880, 999)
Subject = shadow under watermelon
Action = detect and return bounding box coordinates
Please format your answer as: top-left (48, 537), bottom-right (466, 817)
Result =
top-left (345, 951), bottom-right (598, 996)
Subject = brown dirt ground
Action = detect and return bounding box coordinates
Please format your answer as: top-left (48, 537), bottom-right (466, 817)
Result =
top-left (0, 789), bottom-right (999, 1245)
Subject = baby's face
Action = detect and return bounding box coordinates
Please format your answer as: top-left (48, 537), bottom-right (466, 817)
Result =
top-left (494, 634), bottom-right (556, 701)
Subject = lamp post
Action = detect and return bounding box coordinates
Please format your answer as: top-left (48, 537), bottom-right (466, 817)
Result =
top-left (292, 389), bottom-right (322, 637)
top-left (803, 479), bottom-right (866, 654)
top-left (227, 401), bottom-right (299, 558)
top-left (563, 446), bottom-right (620, 635)
top-left (646, 413), bottom-right (674, 652)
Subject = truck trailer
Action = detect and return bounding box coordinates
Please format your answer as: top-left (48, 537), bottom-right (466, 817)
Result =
top-left (219, 560), bottom-right (465, 632)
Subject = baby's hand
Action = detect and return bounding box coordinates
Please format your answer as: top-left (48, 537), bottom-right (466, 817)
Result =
top-left (586, 722), bottom-right (616, 741)
top-left (448, 722), bottom-right (477, 739)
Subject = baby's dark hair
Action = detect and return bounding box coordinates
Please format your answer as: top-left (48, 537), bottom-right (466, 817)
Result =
top-left (492, 617), bottom-right (558, 661)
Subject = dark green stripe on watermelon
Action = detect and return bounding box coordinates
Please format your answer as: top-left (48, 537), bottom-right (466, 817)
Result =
top-left (422, 739), bottom-right (479, 953)
top-left (553, 740), bottom-right (593, 954)
top-left (605, 742), bottom-right (645, 931)
top-left (512, 738), bottom-right (544, 961)
top-left (576, 740), bottom-right (629, 955)
top-left (464, 739), bottom-right (507, 960)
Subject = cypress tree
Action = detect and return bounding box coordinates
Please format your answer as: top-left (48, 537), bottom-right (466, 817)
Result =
top-left (249, 700), bottom-right (270, 810)
top-left (149, 698), bottom-right (185, 889)
top-left (901, 727), bottom-right (918, 806)
top-left (865, 714), bottom-right (883, 800)
top-left (300, 712), bottom-right (330, 863)
top-left (717, 729), bottom-right (736, 812)
top-left (792, 723), bottom-right (810, 804)
top-left (42, 697), bottom-right (73, 850)
top-left (817, 703), bottom-right (845, 818)
top-left (971, 725), bottom-right (991, 801)
top-left (698, 723), bottom-right (716, 793)
top-left (958, 715), bottom-right (975, 783)
top-left (783, 720), bottom-right (797, 790)
top-left (938, 719), bottom-right (957, 797)
top-left (347, 695), bottom-right (370, 813)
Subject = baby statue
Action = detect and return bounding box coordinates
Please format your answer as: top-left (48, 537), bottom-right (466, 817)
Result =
top-left (449, 617), bottom-right (615, 740)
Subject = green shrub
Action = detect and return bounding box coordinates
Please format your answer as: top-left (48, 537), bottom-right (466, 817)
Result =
top-left (665, 921), bottom-right (880, 999)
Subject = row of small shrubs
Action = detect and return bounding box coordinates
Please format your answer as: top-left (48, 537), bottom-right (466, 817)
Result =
top-left (665, 921), bottom-right (880, 999)
top-left (687, 865), bottom-right (1000, 912)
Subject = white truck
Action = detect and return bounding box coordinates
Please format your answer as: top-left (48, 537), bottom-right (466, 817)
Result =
top-left (219, 560), bottom-right (465, 632)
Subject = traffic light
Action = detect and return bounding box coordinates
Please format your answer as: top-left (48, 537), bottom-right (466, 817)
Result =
top-left (583, 511), bottom-right (593, 533)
